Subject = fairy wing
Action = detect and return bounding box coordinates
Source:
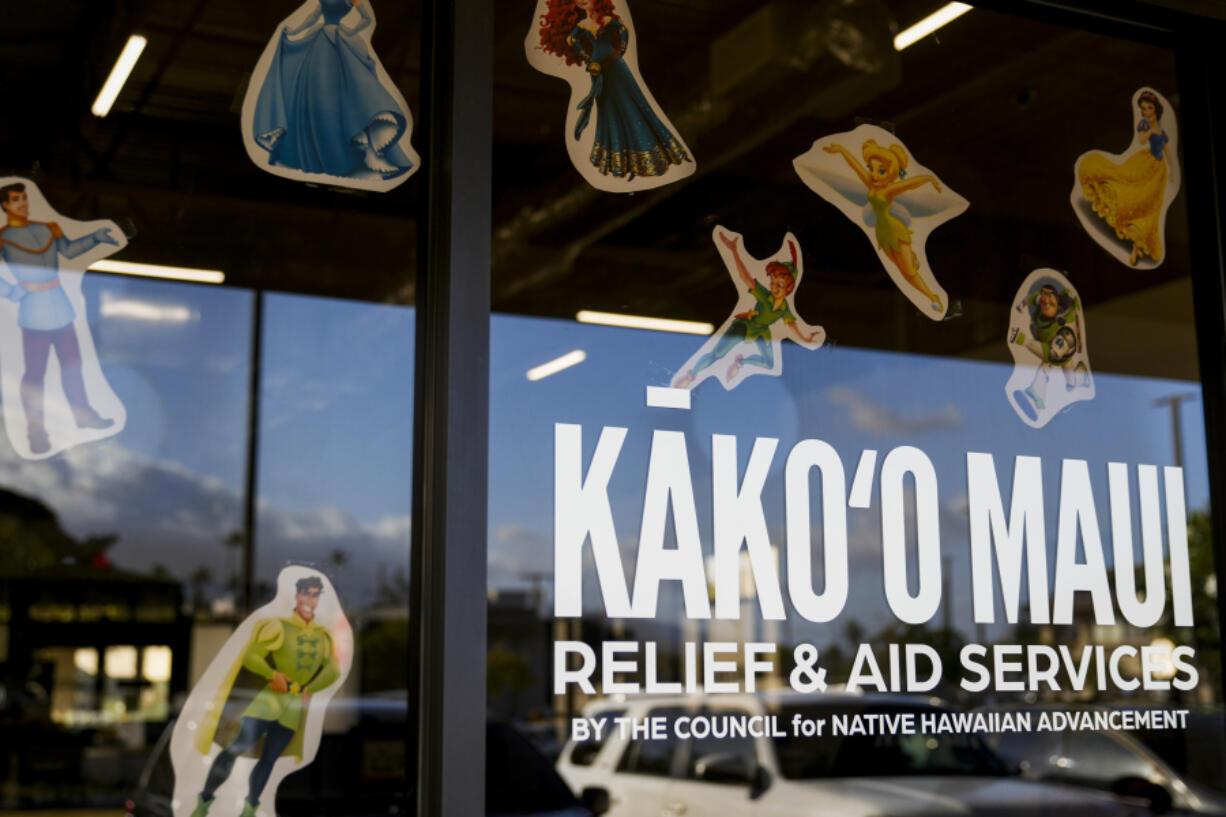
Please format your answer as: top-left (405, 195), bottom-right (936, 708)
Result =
top-left (892, 184), bottom-right (968, 220)
top-left (862, 201), bottom-right (913, 228)
top-left (794, 161), bottom-right (869, 208)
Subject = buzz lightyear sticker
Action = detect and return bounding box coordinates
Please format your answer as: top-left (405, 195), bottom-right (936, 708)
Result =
top-left (241, 0), bottom-right (420, 192)
top-left (672, 228), bottom-right (824, 391)
top-left (170, 567), bottom-right (353, 817)
top-left (1071, 87), bottom-right (1180, 268)
top-left (1006, 269), bottom-right (1094, 428)
top-left (0, 177), bottom-right (127, 459)
top-left (525, 0), bottom-right (695, 193)
top-left (793, 124), bottom-right (968, 320)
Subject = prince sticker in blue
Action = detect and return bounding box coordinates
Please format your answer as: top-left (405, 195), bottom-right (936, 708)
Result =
top-left (241, 0), bottom-right (420, 192)
top-left (672, 228), bottom-right (824, 391)
top-left (0, 178), bottom-right (126, 459)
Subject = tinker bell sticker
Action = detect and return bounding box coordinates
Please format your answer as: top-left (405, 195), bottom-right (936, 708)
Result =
top-left (241, 0), bottom-right (420, 192)
top-left (672, 228), bottom-right (824, 391)
top-left (793, 124), bottom-right (968, 320)
top-left (525, 0), bottom-right (695, 193)
top-left (171, 566), bottom-right (352, 817)
top-left (1072, 87), bottom-right (1179, 268)
top-left (0, 178), bottom-right (126, 459)
top-left (1006, 269), bottom-right (1094, 428)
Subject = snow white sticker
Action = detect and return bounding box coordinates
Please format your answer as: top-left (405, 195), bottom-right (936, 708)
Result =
top-left (672, 228), bottom-right (824, 391)
top-left (1006, 269), bottom-right (1094, 428)
top-left (241, 0), bottom-right (420, 192)
top-left (171, 566), bottom-right (352, 817)
top-left (526, 0), bottom-right (695, 192)
top-left (793, 124), bottom-right (968, 320)
top-left (1071, 87), bottom-right (1179, 268)
top-left (0, 177), bottom-right (126, 459)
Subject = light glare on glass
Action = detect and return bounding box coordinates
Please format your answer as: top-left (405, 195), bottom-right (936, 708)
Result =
top-left (89, 259), bottom-right (225, 284)
top-left (527, 350), bottom-right (587, 381)
top-left (893, 3), bottom-right (972, 51)
top-left (576, 310), bottom-right (714, 335)
top-left (91, 35), bottom-right (148, 117)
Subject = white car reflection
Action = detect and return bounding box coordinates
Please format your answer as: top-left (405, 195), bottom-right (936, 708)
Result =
top-left (984, 704), bottom-right (1226, 815)
top-left (557, 693), bottom-right (1148, 817)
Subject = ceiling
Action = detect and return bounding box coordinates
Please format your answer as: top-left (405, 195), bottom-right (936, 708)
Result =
top-left (0, 0), bottom-right (1207, 377)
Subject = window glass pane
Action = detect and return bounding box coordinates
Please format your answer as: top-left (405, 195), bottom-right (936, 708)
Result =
top-left (0, 0), bottom-right (420, 811)
top-left (489, 2), bottom-right (1225, 815)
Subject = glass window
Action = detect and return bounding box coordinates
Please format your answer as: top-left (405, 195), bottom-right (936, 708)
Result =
top-left (0, 1), bottom-right (420, 811)
top-left (488, 1), bottom-right (1225, 815)
top-left (617, 708), bottom-right (683, 777)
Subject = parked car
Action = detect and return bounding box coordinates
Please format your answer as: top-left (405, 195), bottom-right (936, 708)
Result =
top-left (984, 704), bottom-right (1226, 815)
top-left (126, 694), bottom-right (592, 817)
top-left (557, 692), bottom-right (1149, 817)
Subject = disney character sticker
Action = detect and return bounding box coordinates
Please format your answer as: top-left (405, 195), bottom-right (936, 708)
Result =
top-left (0, 178), bottom-right (126, 459)
top-left (1072, 87), bottom-right (1180, 268)
top-left (171, 567), bottom-right (352, 817)
top-left (241, 0), bottom-right (420, 192)
top-left (1006, 269), bottom-right (1094, 428)
top-left (525, 0), bottom-right (695, 193)
top-left (672, 228), bottom-right (824, 391)
top-left (793, 124), bottom-right (968, 320)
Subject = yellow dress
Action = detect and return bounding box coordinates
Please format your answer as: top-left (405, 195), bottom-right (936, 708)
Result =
top-left (1077, 126), bottom-right (1169, 262)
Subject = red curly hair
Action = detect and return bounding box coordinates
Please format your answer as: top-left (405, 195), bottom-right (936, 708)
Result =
top-left (537, 0), bottom-right (620, 65)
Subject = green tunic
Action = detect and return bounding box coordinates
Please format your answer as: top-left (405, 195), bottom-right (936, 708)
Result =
top-left (741, 281), bottom-right (795, 341)
top-left (240, 614), bottom-right (341, 731)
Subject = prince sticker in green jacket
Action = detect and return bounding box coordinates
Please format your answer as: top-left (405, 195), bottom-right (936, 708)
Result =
top-left (171, 568), bottom-right (352, 817)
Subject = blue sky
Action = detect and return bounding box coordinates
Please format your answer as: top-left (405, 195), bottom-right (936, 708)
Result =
top-left (0, 273), bottom-right (1210, 634)
top-left (488, 314), bottom-right (1211, 645)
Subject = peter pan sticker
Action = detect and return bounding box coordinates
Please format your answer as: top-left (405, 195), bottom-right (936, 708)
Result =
top-left (1072, 87), bottom-right (1180, 268)
top-left (0, 178), bottom-right (126, 459)
top-left (672, 228), bottom-right (824, 391)
top-left (526, 0), bottom-right (695, 193)
top-left (1006, 269), bottom-right (1094, 428)
top-left (793, 125), bottom-right (968, 320)
top-left (241, 0), bottom-right (420, 192)
top-left (170, 567), bottom-right (352, 817)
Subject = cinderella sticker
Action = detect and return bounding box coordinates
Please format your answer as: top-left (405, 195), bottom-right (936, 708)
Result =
top-left (793, 124), bottom-right (968, 320)
top-left (526, 0), bottom-right (695, 193)
top-left (0, 178), bottom-right (126, 459)
top-left (1072, 87), bottom-right (1179, 268)
top-left (672, 228), bottom-right (824, 391)
top-left (241, 0), bottom-right (420, 192)
top-left (171, 567), bottom-right (352, 817)
top-left (1006, 269), bottom-right (1094, 428)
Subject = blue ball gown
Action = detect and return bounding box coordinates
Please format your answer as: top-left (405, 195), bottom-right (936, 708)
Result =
top-left (252, 0), bottom-right (414, 181)
top-left (567, 18), bottom-right (690, 180)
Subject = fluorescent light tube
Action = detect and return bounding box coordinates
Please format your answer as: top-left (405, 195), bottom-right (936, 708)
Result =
top-left (100, 297), bottom-right (193, 323)
top-left (91, 35), bottom-right (148, 117)
top-left (526, 350), bottom-right (586, 381)
top-left (576, 310), bottom-right (714, 335)
top-left (894, 3), bottom-right (971, 51)
top-left (89, 259), bottom-right (225, 284)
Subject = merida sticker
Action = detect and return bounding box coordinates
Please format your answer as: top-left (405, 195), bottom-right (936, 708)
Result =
top-left (672, 228), bottom-right (824, 391)
top-left (241, 0), bottom-right (420, 192)
top-left (525, 0), bottom-right (695, 193)
top-left (171, 567), bottom-right (352, 817)
top-left (0, 177), bottom-right (126, 459)
top-left (793, 124), bottom-right (968, 320)
top-left (1006, 269), bottom-right (1094, 428)
top-left (1072, 87), bottom-right (1180, 268)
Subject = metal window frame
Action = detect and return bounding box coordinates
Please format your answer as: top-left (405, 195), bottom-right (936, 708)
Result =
top-left (411, 0), bottom-right (492, 816)
top-left (407, 2), bottom-right (1226, 815)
